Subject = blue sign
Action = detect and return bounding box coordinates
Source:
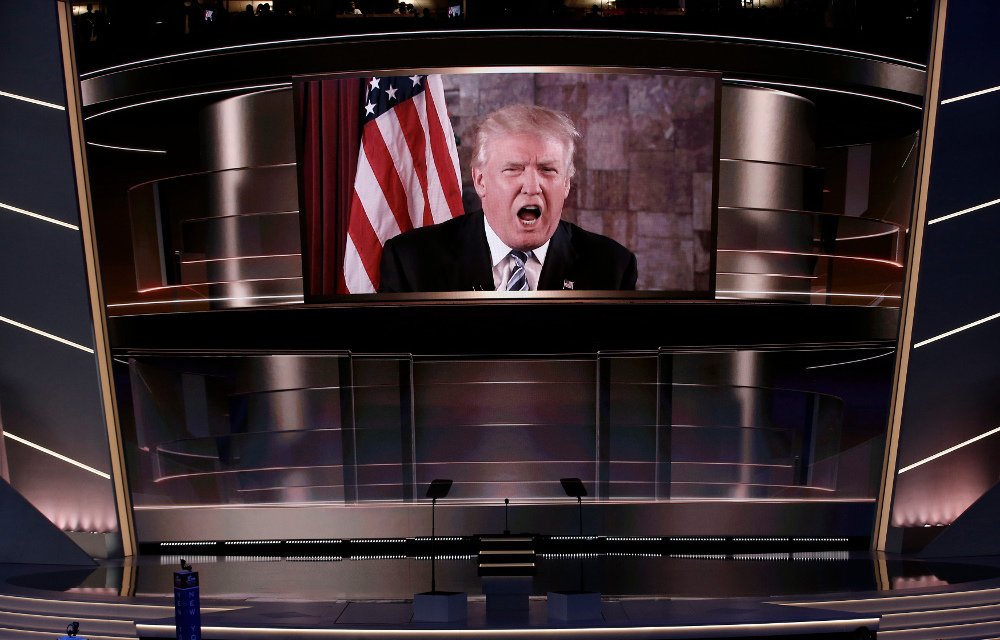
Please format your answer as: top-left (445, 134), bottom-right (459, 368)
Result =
top-left (174, 571), bottom-right (201, 640)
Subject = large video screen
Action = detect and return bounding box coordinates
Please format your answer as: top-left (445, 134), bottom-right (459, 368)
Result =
top-left (296, 68), bottom-right (721, 301)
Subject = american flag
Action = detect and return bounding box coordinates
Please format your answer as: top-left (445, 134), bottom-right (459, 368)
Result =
top-left (343, 74), bottom-right (465, 293)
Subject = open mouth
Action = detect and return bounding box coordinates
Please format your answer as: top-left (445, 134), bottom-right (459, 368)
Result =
top-left (517, 206), bottom-right (541, 226)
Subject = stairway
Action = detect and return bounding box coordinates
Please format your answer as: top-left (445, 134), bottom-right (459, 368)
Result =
top-left (0, 593), bottom-right (147, 640)
top-left (780, 585), bottom-right (1000, 640)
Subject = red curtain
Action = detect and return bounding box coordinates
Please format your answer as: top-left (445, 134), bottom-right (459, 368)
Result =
top-left (299, 78), bottom-right (363, 297)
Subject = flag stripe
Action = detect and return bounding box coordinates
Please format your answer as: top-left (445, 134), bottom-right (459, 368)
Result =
top-left (353, 147), bottom-right (402, 246)
top-left (394, 97), bottom-right (435, 228)
top-left (425, 79), bottom-right (465, 221)
top-left (412, 90), bottom-right (453, 226)
top-left (344, 234), bottom-right (375, 293)
top-left (342, 74), bottom-right (464, 294)
top-left (362, 121), bottom-right (414, 236)
top-left (375, 103), bottom-right (427, 230)
top-left (345, 192), bottom-right (381, 292)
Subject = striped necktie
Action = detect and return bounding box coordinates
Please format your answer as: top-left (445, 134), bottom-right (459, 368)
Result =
top-left (506, 250), bottom-right (530, 291)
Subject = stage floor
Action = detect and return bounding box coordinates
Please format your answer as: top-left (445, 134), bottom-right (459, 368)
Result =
top-left (4, 552), bottom-right (1000, 640)
top-left (6, 552), bottom-right (1000, 601)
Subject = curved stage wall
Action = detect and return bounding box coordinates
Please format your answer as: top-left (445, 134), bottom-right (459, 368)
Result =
top-left (72, 31), bottom-right (924, 545)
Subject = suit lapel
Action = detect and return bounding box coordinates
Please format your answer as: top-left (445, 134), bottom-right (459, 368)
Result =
top-left (452, 212), bottom-right (495, 291)
top-left (538, 221), bottom-right (577, 290)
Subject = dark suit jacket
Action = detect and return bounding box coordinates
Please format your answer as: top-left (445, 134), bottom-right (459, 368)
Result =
top-left (378, 211), bottom-right (638, 293)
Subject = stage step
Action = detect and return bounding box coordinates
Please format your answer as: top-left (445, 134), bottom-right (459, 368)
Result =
top-left (0, 627), bottom-right (134, 640)
top-left (478, 536), bottom-right (536, 576)
top-left (781, 585), bottom-right (1000, 640)
top-left (0, 592), bottom-right (208, 640)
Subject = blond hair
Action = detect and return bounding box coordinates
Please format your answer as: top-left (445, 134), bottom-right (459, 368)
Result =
top-left (471, 104), bottom-right (581, 179)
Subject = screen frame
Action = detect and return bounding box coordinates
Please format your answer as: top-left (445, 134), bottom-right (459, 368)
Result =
top-left (294, 65), bottom-right (722, 304)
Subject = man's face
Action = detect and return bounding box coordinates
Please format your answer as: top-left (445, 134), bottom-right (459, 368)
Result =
top-left (473, 132), bottom-right (572, 252)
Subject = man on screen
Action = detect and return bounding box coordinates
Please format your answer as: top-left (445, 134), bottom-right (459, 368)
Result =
top-left (377, 104), bottom-right (638, 293)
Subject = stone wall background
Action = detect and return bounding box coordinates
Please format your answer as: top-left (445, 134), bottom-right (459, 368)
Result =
top-left (442, 72), bottom-right (716, 292)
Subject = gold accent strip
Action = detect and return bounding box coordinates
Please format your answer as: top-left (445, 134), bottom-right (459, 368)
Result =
top-left (873, 0), bottom-right (949, 551)
top-left (56, 0), bottom-right (136, 557)
top-left (120, 559), bottom-right (137, 598)
top-left (874, 551), bottom-right (890, 591)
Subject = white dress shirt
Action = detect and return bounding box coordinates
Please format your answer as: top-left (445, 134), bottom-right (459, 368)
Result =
top-left (483, 216), bottom-right (551, 291)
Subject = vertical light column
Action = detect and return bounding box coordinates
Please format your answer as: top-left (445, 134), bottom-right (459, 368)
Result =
top-left (873, 0), bottom-right (947, 551)
top-left (56, 0), bottom-right (135, 556)
top-left (0, 0), bottom-right (130, 553)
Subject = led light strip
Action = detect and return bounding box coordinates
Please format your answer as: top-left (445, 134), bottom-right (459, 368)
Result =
top-left (717, 290), bottom-right (900, 299)
top-left (136, 618), bottom-right (881, 638)
top-left (913, 310), bottom-right (1000, 348)
top-left (180, 252), bottom-right (301, 264)
top-left (927, 197), bottom-right (1000, 225)
top-left (87, 141), bottom-right (167, 154)
top-left (0, 314), bottom-right (94, 353)
top-left (724, 78), bottom-right (922, 109)
top-left (941, 84), bottom-right (1000, 105)
top-left (138, 276), bottom-right (301, 292)
top-left (717, 248), bottom-right (904, 267)
top-left (0, 89), bottom-right (65, 110)
top-left (2, 432), bottom-right (111, 479)
top-left (84, 83), bottom-right (291, 120)
top-left (897, 425), bottom-right (1000, 474)
top-left (718, 272), bottom-right (817, 279)
top-left (0, 200), bottom-right (79, 230)
top-left (806, 351), bottom-right (895, 370)
top-left (80, 28), bottom-right (923, 79)
top-left (106, 294), bottom-right (303, 307)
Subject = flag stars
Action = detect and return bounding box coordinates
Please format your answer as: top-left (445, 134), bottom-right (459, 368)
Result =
top-left (386, 85), bottom-right (398, 102)
top-left (365, 101), bottom-right (375, 116)
top-left (369, 77), bottom-right (381, 92)
top-left (410, 75), bottom-right (422, 87)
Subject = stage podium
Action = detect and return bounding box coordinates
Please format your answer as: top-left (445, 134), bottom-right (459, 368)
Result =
top-left (478, 535), bottom-right (536, 611)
